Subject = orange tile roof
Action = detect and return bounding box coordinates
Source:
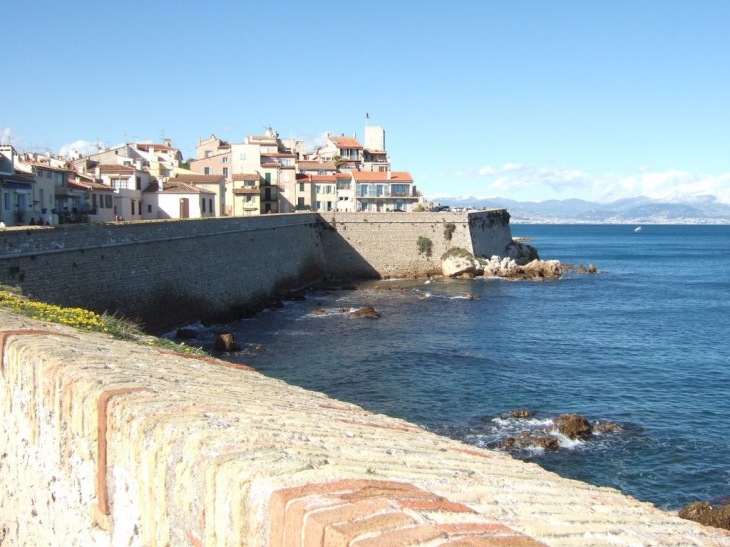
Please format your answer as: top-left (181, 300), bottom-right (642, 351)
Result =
top-left (309, 175), bottom-right (337, 182)
top-left (133, 142), bottom-right (177, 152)
top-left (168, 174), bottom-right (224, 184)
top-left (297, 161), bottom-right (337, 171)
top-left (351, 171), bottom-right (413, 182)
top-left (232, 173), bottom-right (260, 181)
top-left (260, 162), bottom-right (278, 168)
top-left (68, 179), bottom-right (114, 191)
top-left (160, 182), bottom-right (215, 194)
top-left (232, 187), bottom-right (260, 195)
top-left (329, 136), bottom-right (362, 149)
top-left (99, 164), bottom-right (136, 173)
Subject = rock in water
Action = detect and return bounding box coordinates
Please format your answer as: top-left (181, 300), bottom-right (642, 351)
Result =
top-left (442, 254), bottom-right (484, 277)
top-left (594, 422), bottom-right (622, 434)
top-left (215, 333), bottom-right (240, 352)
top-left (506, 241), bottom-right (540, 265)
top-left (350, 306), bottom-right (380, 319)
top-left (679, 501), bottom-right (730, 530)
top-left (555, 414), bottom-right (592, 439)
top-left (509, 409), bottom-right (536, 418)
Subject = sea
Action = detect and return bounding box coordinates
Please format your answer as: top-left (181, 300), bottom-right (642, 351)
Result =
top-left (172, 224), bottom-right (730, 511)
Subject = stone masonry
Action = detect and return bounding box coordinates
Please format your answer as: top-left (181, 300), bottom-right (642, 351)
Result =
top-left (2, 313), bottom-right (729, 546)
top-left (0, 212), bottom-right (512, 332)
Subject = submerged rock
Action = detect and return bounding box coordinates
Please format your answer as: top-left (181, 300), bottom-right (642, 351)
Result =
top-left (555, 414), bottom-right (593, 439)
top-left (679, 501), bottom-right (730, 530)
top-left (594, 422), bottom-right (622, 434)
top-left (312, 309), bottom-right (327, 316)
top-left (350, 306), bottom-right (381, 319)
top-left (502, 433), bottom-right (560, 451)
top-left (215, 333), bottom-right (240, 352)
top-left (509, 409), bottom-right (536, 418)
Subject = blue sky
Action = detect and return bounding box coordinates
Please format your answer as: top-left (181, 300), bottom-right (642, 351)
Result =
top-left (3, 1), bottom-right (729, 204)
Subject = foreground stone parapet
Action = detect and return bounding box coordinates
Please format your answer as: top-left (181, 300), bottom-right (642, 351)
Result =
top-left (1, 313), bottom-right (729, 546)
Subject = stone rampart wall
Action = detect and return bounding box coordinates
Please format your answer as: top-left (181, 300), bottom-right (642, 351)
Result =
top-left (319, 211), bottom-right (513, 279)
top-left (0, 211), bottom-right (512, 332)
top-left (0, 215), bottom-right (327, 332)
top-left (2, 314), bottom-right (727, 546)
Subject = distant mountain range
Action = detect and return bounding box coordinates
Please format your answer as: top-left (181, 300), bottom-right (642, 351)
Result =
top-left (439, 196), bottom-right (730, 224)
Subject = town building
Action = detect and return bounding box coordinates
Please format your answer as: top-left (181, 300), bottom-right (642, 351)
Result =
top-left (351, 171), bottom-right (418, 212)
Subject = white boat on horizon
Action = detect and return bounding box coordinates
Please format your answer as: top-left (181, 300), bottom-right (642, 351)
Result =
top-left (635, 226), bottom-right (642, 232)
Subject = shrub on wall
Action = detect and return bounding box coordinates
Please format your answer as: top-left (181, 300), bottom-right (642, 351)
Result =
top-left (417, 236), bottom-right (433, 258)
top-left (443, 222), bottom-right (456, 241)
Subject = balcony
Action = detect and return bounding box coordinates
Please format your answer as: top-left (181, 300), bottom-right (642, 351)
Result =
top-left (232, 187), bottom-right (260, 195)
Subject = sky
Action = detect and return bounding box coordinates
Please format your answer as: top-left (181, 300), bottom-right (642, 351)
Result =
top-left (3, 0), bottom-right (729, 204)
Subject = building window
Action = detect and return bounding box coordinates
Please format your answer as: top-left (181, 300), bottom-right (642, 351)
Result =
top-left (37, 169), bottom-right (44, 178)
top-left (325, 185), bottom-right (333, 194)
top-left (202, 199), bottom-right (206, 213)
top-left (131, 201), bottom-right (136, 215)
top-left (264, 172), bottom-right (271, 184)
top-left (221, 157), bottom-right (229, 163)
top-left (209, 198), bottom-right (213, 212)
top-left (147, 204), bottom-right (152, 213)
top-left (316, 201), bottom-right (322, 210)
top-left (92, 194), bottom-right (97, 209)
top-left (299, 183), bottom-right (304, 192)
top-left (222, 167), bottom-right (229, 177)
top-left (4, 193), bottom-right (10, 210)
top-left (136, 176), bottom-right (142, 190)
top-left (205, 151), bottom-right (212, 158)
top-left (203, 167), bottom-right (211, 175)
top-left (106, 195), bottom-right (113, 208)
top-left (110, 178), bottom-right (129, 190)
top-left (240, 153), bottom-right (246, 160)
top-left (46, 171), bottom-right (52, 178)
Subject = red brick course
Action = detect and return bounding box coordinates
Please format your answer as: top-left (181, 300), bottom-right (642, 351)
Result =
top-left (269, 479), bottom-right (541, 547)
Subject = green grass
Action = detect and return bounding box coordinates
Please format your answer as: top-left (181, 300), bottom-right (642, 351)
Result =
top-left (0, 290), bottom-right (206, 356)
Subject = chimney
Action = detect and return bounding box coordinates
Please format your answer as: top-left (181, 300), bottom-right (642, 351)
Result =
top-left (387, 170), bottom-right (391, 180)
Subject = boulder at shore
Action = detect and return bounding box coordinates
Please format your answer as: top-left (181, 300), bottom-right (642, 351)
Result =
top-left (442, 254), bottom-right (484, 278)
top-left (554, 414), bottom-right (592, 439)
top-left (215, 333), bottom-right (240, 352)
top-left (441, 244), bottom-right (562, 280)
top-left (678, 501), bottom-right (730, 531)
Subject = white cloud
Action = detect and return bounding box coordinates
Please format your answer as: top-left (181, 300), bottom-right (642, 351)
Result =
top-left (0, 127), bottom-right (21, 147)
top-left (58, 140), bottom-right (100, 157)
top-left (295, 131), bottom-right (330, 152)
top-left (487, 166), bottom-right (593, 193)
top-left (593, 170), bottom-right (730, 204)
top-left (452, 162), bottom-right (730, 204)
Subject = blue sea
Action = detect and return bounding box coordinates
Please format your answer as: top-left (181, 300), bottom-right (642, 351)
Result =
top-left (179, 224), bottom-right (730, 511)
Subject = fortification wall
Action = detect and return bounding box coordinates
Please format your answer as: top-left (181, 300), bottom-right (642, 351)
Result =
top-left (0, 211), bottom-right (513, 332)
top-left (0, 215), bottom-right (328, 332)
top-left (1, 314), bottom-right (726, 546)
top-left (308, 210), bottom-right (513, 279)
